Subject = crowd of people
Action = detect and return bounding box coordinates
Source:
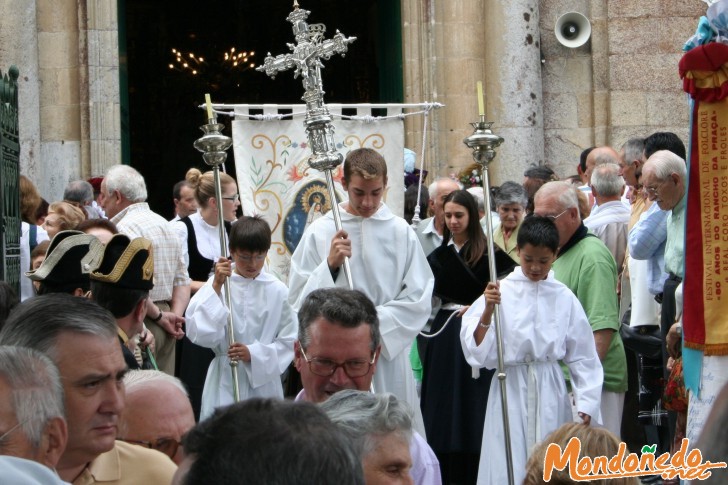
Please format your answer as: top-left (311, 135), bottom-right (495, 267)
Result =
top-left (0, 140), bottom-right (726, 485)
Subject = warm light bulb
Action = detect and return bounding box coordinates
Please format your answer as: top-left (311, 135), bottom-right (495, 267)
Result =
top-left (192, 70), bottom-right (197, 75)
top-left (233, 61), bottom-right (238, 66)
top-left (199, 57), bottom-right (204, 62)
top-left (172, 48), bottom-right (177, 53)
top-left (168, 64), bottom-right (174, 69)
top-left (250, 51), bottom-right (255, 56)
top-left (231, 47), bottom-right (236, 53)
top-left (250, 63), bottom-right (255, 68)
top-left (183, 62), bottom-right (188, 68)
top-left (189, 52), bottom-right (195, 58)
top-left (224, 53), bottom-right (229, 60)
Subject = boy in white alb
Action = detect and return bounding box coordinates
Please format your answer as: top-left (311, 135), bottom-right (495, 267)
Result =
top-left (186, 215), bottom-right (296, 420)
top-left (288, 148), bottom-right (434, 435)
top-left (460, 216), bottom-right (603, 485)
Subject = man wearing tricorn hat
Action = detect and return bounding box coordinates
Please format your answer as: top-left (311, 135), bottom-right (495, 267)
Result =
top-left (84, 234), bottom-right (155, 370)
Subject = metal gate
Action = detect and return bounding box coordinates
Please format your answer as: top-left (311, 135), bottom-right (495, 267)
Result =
top-left (0, 66), bottom-right (21, 294)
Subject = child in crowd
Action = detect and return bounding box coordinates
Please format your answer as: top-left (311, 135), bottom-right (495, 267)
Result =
top-left (185, 215), bottom-right (297, 420)
top-left (460, 215), bottom-right (603, 485)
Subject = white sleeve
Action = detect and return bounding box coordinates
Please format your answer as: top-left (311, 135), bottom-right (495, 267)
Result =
top-left (459, 295), bottom-right (496, 368)
top-left (376, 233), bottom-right (434, 360)
top-left (172, 220), bottom-right (190, 270)
top-left (563, 294), bottom-right (604, 422)
top-left (288, 224), bottom-right (337, 310)
top-left (184, 279), bottom-right (227, 349)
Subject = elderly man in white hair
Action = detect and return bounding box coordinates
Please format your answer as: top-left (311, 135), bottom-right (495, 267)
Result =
top-left (0, 346), bottom-right (68, 483)
top-left (117, 370), bottom-right (195, 465)
top-left (320, 390), bottom-right (414, 485)
top-left (584, 162), bottom-right (630, 270)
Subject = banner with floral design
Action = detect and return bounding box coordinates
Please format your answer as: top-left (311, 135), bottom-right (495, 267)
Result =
top-left (231, 110), bottom-right (404, 283)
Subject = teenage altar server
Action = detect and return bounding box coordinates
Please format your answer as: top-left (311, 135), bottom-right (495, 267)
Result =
top-left (288, 148), bottom-right (434, 435)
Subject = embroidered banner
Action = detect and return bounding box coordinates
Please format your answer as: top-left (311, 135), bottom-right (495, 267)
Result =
top-left (231, 105), bottom-right (404, 283)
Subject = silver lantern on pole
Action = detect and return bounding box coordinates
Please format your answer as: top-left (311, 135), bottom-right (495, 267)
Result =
top-left (463, 115), bottom-right (515, 485)
top-left (256, 0), bottom-right (356, 290)
top-left (193, 106), bottom-right (241, 403)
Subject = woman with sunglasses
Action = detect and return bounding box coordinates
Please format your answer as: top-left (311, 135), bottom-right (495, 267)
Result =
top-left (173, 167), bottom-right (241, 420)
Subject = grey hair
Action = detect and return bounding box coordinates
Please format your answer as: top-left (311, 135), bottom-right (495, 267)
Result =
top-left (620, 138), bottom-right (645, 167)
top-left (0, 346), bottom-right (65, 448)
top-left (63, 180), bottom-right (94, 204)
top-left (320, 390), bottom-right (413, 458)
top-left (428, 177), bottom-right (462, 201)
top-left (535, 181), bottom-right (581, 217)
top-left (466, 187), bottom-right (485, 213)
top-left (494, 181), bottom-right (528, 208)
top-left (298, 288), bottom-right (380, 353)
top-left (0, 293), bottom-right (117, 360)
top-left (105, 165), bottom-right (148, 202)
top-left (590, 163), bottom-right (625, 197)
top-left (645, 150), bottom-right (687, 181)
top-left (124, 369), bottom-right (188, 397)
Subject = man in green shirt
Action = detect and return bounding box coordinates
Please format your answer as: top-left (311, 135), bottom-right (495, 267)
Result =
top-left (534, 181), bottom-right (628, 439)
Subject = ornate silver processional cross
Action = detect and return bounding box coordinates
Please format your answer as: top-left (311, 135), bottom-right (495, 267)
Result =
top-left (257, 1), bottom-right (356, 289)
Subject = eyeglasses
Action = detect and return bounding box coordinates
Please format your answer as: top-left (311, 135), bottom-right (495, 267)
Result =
top-left (542, 209), bottom-right (569, 221)
top-left (222, 194), bottom-right (240, 202)
top-left (232, 252), bottom-right (266, 263)
top-left (299, 347), bottom-right (376, 378)
top-left (644, 180), bottom-right (666, 195)
top-left (118, 437), bottom-right (181, 459)
top-left (0, 419), bottom-right (30, 445)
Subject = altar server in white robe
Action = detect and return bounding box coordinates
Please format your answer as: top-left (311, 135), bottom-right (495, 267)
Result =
top-left (288, 148), bottom-right (434, 436)
top-left (460, 216), bottom-right (603, 485)
top-left (186, 215), bottom-right (296, 420)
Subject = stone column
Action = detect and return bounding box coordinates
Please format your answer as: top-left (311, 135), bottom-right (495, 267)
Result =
top-left (87, 0), bottom-right (121, 177)
top-left (483, 0), bottom-right (544, 184)
top-left (0, 0), bottom-right (42, 183)
top-left (402, 0), bottom-right (488, 179)
top-left (36, 0), bottom-right (83, 200)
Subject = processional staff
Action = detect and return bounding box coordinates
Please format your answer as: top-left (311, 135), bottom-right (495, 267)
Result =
top-left (193, 95), bottom-right (241, 402)
top-left (256, 0), bottom-right (356, 289)
top-left (463, 82), bottom-right (515, 485)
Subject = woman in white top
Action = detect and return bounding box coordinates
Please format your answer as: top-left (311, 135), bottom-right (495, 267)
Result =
top-left (173, 167), bottom-right (241, 420)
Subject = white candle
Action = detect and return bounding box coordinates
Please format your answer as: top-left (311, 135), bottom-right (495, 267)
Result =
top-left (477, 81), bottom-right (484, 117)
top-left (204, 93), bottom-right (214, 120)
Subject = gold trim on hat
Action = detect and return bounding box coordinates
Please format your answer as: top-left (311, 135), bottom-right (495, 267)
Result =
top-left (89, 237), bottom-right (154, 285)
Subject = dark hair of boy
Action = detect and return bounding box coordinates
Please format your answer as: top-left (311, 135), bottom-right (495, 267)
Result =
top-left (517, 216), bottom-right (560, 254)
top-left (229, 215), bottom-right (272, 253)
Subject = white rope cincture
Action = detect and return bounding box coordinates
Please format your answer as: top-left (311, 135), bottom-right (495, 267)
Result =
top-left (410, 104), bottom-right (431, 229)
top-left (419, 307), bottom-right (459, 339)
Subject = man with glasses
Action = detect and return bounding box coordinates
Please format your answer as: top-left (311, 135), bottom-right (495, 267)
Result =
top-left (294, 287), bottom-right (441, 485)
top-left (0, 346), bottom-right (67, 482)
top-left (101, 164), bottom-right (189, 376)
top-left (534, 181), bottom-right (628, 439)
top-left (117, 370), bottom-right (194, 465)
top-left (640, 151), bottom-right (687, 371)
top-left (0, 294), bottom-right (177, 484)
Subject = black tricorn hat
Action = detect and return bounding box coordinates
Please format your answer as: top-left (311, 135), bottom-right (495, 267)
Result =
top-left (26, 231), bottom-right (96, 291)
top-left (84, 234), bottom-right (154, 290)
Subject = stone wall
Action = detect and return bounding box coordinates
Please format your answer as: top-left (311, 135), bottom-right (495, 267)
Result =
top-left (0, 0), bottom-right (120, 202)
top-left (403, 0), bottom-right (705, 185)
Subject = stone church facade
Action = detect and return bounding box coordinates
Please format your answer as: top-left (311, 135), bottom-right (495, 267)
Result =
top-left (1, 0), bottom-right (704, 201)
